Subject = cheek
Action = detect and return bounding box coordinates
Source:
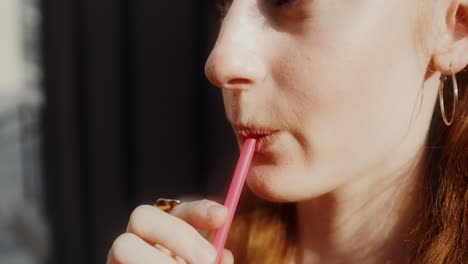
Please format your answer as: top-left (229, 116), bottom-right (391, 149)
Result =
top-left (271, 1), bottom-right (424, 168)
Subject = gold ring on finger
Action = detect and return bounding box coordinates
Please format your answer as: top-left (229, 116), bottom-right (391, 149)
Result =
top-left (155, 198), bottom-right (182, 213)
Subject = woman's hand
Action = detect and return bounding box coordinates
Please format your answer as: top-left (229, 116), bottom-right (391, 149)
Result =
top-left (107, 199), bottom-right (234, 264)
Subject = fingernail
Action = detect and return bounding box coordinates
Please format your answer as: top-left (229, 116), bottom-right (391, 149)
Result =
top-left (207, 204), bottom-right (228, 219)
top-left (193, 240), bottom-right (217, 264)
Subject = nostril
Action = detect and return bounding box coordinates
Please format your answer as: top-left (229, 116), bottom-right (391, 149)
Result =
top-left (227, 78), bottom-right (253, 86)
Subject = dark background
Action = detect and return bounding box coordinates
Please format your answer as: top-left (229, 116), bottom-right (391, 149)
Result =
top-left (41, 1), bottom-right (238, 263)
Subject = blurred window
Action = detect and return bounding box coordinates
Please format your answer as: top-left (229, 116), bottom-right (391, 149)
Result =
top-left (0, 0), bottom-right (49, 263)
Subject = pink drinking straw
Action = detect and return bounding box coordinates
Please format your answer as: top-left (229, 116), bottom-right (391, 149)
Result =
top-left (212, 138), bottom-right (256, 264)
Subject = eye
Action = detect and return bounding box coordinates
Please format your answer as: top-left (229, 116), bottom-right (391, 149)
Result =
top-left (214, 0), bottom-right (304, 21)
top-left (274, 0), bottom-right (299, 7)
top-left (267, 0), bottom-right (305, 19)
top-left (214, 0), bottom-right (232, 18)
top-left (269, 0), bottom-right (309, 21)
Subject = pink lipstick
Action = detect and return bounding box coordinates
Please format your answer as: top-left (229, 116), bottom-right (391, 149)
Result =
top-left (236, 127), bottom-right (279, 152)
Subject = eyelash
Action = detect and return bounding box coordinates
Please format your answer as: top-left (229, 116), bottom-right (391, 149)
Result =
top-left (214, 0), bottom-right (231, 18)
top-left (273, 0), bottom-right (298, 7)
top-left (214, 0), bottom-right (299, 18)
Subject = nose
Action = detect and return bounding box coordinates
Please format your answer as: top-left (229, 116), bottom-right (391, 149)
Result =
top-left (205, 3), bottom-right (266, 91)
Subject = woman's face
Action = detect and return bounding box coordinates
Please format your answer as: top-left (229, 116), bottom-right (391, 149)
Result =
top-left (205, 0), bottom-right (437, 202)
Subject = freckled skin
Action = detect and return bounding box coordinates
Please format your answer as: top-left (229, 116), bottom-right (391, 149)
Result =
top-left (107, 1), bottom-right (468, 263)
top-left (205, 0), bottom-right (438, 202)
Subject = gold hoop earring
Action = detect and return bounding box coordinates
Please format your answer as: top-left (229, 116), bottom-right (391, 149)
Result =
top-left (438, 73), bottom-right (459, 126)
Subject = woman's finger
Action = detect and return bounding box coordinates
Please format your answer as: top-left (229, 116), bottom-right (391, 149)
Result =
top-left (220, 249), bottom-right (234, 264)
top-left (170, 199), bottom-right (228, 230)
top-left (155, 244), bottom-right (176, 258)
top-left (108, 233), bottom-right (178, 264)
top-left (155, 244), bottom-right (189, 264)
top-left (126, 205), bottom-right (217, 264)
top-left (174, 256), bottom-right (188, 264)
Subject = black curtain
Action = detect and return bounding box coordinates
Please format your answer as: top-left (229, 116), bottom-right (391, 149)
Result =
top-left (41, 1), bottom-right (238, 263)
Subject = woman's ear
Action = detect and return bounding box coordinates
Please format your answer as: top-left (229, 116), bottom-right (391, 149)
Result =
top-left (433, 0), bottom-right (468, 74)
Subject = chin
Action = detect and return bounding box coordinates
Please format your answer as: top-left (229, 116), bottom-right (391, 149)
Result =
top-left (246, 161), bottom-right (339, 203)
top-left (245, 165), bottom-right (327, 203)
top-left (246, 179), bottom-right (292, 202)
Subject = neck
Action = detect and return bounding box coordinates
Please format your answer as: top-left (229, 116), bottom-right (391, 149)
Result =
top-left (294, 149), bottom-right (426, 264)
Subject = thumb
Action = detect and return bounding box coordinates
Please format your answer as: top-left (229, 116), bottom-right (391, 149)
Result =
top-left (219, 249), bottom-right (234, 264)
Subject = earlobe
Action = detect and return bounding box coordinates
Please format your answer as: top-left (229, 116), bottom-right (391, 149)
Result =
top-left (448, 38), bottom-right (468, 72)
top-left (432, 45), bottom-right (453, 75)
top-left (432, 0), bottom-right (468, 74)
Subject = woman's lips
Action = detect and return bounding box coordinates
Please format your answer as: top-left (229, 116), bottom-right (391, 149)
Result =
top-left (235, 127), bottom-right (280, 153)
